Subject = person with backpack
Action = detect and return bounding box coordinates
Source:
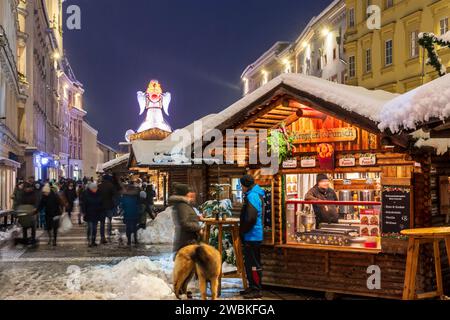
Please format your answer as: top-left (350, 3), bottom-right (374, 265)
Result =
top-left (239, 174), bottom-right (265, 299)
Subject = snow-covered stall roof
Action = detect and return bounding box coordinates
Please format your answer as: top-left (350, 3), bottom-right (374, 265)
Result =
top-left (378, 74), bottom-right (450, 133)
top-left (131, 114), bottom-right (218, 166)
top-left (98, 153), bottom-right (130, 172)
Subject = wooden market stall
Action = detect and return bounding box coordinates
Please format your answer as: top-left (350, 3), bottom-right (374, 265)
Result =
top-left (197, 73), bottom-right (450, 299)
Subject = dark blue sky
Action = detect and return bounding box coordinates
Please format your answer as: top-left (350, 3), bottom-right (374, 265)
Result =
top-left (63, 0), bottom-right (331, 148)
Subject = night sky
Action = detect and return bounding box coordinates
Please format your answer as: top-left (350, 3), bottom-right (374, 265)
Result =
top-left (63, 0), bottom-right (331, 148)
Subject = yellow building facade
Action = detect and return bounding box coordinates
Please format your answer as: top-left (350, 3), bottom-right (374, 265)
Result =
top-left (344, 0), bottom-right (450, 93)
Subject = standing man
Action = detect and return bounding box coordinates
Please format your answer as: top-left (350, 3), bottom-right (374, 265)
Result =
top-left (170, 183), bottom-right (202, 253)
top-left (82, 182), bottom-right (104, 247)
top-left (99, 174), bottom-right (117, 243)
top-left (305, 174), bottom-right (339, 225)
top-left (239, 174), bottom-right (265, 299)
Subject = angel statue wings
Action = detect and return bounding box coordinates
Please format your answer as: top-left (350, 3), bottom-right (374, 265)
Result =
top-left (134, 80), bottom-right (172, 132)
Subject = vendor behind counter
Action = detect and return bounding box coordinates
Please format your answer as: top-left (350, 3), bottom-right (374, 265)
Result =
top-left (305, 174), bottom-right (339, 225)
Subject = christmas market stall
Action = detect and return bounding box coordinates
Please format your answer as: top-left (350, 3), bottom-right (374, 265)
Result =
top-left (195, 73), bottom-right (450, 299)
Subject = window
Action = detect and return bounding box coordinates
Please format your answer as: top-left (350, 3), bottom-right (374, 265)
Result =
top-left (333, 48), bottom-right (337, 60)
top-left (440, 18), bottom-right (449, 35)
top-left (385, 0), bottom-right (393, 9)
top-left (348, 56), bottom-right (356, 78)
top-left (385, 39), bottom-right (393, 66)
top-left (231, 178), bottom-right (243, 204)
top-left (349, 8), bottom-right (355, 28)
top-left (410, 30), bottom-right (419, 58)
top-left (317, 58), bottom-right (321, 71)
top-left (323, 54), bottom-right (328, 66)
top-left (365, 49), bottom-right (372, 73)
top-left (366, 0), bottom-right (373, 19)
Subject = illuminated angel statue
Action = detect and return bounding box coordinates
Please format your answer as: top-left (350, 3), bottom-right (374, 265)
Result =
top-left (136, 79), bottom-right (172, 133)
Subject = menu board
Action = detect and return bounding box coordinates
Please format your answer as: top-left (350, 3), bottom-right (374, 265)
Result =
top-left (381, 186), bottom-right (411, 234)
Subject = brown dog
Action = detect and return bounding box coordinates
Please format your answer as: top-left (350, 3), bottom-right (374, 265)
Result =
top-left (173, 243), bottom-right (222, 300)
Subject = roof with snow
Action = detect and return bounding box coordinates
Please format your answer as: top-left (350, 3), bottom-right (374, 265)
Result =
top-left (128, 73), bottom-right (450, 164)
top-left (99, 153), bottom-right (130, 172)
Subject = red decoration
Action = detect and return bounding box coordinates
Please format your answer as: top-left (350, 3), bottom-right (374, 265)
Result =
top-left (317, 143), bottom-right (334, 170)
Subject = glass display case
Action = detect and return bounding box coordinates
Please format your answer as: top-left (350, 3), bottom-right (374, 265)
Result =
top-left (286, 200), bottom-right (382, 250)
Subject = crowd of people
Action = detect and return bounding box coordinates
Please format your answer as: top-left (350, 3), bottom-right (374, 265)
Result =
top-left (11, 174), bottom-right (156, 248)
top-left (11, 172), bottom-right (265, 299)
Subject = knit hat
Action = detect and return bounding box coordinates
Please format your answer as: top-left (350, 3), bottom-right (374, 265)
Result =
top-left (316, 174), bottom-right (329, 184)
top-left (42, 184), bottom-right (51, 194)
top-left (173, 183), bottom-right (191, 196)
top-left (88, 182), bottom-right (98, 191)
top-left (240, 174), bottom-right (255, 188)
top-left (140, 191), bottom-right (147, 199)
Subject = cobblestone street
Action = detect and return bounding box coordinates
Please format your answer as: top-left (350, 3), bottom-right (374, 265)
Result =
top-left (0, 211), bottom-right (324, 300)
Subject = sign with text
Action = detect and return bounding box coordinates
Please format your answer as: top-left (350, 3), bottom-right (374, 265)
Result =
top-left (300, 157), bottom-right (316, 168)
top-left (294, 127), bottom-right (357, 144)
top-left (359, 153), bottom-right (377, 166)
top-left (339, 156), bottom-right (356, 167)
top-left (282, 159), bottom-right (298, 169)
top-left (381, 186), bottom-right (411, 234)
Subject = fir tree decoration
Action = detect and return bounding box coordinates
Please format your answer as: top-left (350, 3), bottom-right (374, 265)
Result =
top-left (267, 123), bottom-right (295, 164)
top-left (418, 32), bottom-right (450, 77)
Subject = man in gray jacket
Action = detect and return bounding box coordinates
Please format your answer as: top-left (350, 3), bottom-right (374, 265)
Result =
top-left (170, 183), bottom-right (202, 253)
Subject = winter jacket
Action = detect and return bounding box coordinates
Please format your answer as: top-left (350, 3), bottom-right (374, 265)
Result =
top-left (240, 184), bottom-right (265, 242)
top-left (99, 179), bottom-right (118, 210)
top-left (170, 195), bottom-right (202, 252)
top-left (38, 191), bottom-right (63, 218)
top-left (305, 185), bottom-right (339, 224)
top-left (120, 187), bottom-right (141, 222)
top-left (81, 190), bottom-right (104, 222)
top-left (64, 187), bottom-right (77, 205)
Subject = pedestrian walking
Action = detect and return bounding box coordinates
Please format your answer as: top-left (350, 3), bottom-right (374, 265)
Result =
top-left (120, 184), bottom-right (141, 247)
top-left (81, 182), bottom-right (104, 247)
top-left (239, 174), bottom-right (265, 299)
top-left (99, 174), bottom-right (118, 243)
top-left (38, 184), bottom-right (63, 246)
top-left (64, 181), bottom-right (77, 219)
top-left (16, 182), bottom-right (38, 246)
top-left (77, 183), bottom-right (85, 225)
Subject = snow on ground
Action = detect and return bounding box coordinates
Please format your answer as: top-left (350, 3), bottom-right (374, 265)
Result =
top-left (138, 207), bottom-right (175, 244)
top-left (0, 226), bottom-right (21, 246)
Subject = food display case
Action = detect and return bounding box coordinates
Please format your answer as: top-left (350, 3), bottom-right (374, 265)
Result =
top-left (286, 200), bottom-right (382, 250)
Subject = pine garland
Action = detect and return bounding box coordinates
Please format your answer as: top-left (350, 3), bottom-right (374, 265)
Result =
top-left (418, 32), bottom-right (450, 77)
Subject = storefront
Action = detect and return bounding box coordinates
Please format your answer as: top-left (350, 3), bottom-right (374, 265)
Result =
top-left (0, 157), bottom-right (20, 210)
top-left (197, 73), bottom-right (449, 299)
top-left (33, 152), bottom-right (59, 181)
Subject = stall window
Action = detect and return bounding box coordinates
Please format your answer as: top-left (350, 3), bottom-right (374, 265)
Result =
top-left (231, 178), bottom-right (243, 205)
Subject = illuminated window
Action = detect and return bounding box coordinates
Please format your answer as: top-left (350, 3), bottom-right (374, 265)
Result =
top-left (365, 49), bottom-right (372, 73)
top-left (410, 31), bottom-right (419, 58)
top-left (348, 8), bottom-right (355, 28)
top-left (440, 18), bottom-right (449, 35)
top-left (348, 56), bottom-right (356, 78)
top-left (385, 0), bottom-right (393, 9)
top-left (385, 39), bottom-right (393, 66)
top-left (231, 178), bottom-right (243, 204)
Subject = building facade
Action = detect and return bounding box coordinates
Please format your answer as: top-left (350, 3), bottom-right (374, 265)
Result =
top-left (0, 0), bottom-right (24, 210)
top-left (58, 56), bottom-right (86, 180)
top-left (344, 0), bottom-right (450, 93)
top-left (241, 0), bottom-right (347, 95)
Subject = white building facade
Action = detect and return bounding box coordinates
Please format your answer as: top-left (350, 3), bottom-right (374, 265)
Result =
top-left (241, 0), bottom-right (347, 95)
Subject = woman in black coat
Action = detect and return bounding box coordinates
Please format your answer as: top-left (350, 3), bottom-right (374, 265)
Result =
top-left (38, 185), bottom-right (63, 246)
top-left (64, 181), bottom-right (78, 218)
top-left (81, 182), bottom-right (104, 247)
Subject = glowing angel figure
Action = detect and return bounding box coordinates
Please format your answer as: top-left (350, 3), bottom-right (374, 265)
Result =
top-left (137, 80), bottom-right (172, 133)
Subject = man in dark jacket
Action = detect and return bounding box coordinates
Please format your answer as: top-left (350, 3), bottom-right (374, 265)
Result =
top-left (99, 174), bottom-right (118, 243)
top-left (170, 183), bottom-right (202, 253)
top-left (81, 182), bottom-right (104, 247)
top-left (64, 181), bottom-right (77, 219)
top-left (305, 174), bottom-right (339, 225)
top-left (239, 174), bottom-right (264, 299)
top-left (38, 184), bottom-right (63, 246)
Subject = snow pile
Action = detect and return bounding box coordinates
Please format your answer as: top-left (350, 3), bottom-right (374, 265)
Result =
top-left (378, 74), bottom-right (450, 132)
top-left (78, 256), bottom-right (174, 300)
top-left (415, 138), bottom-right (450, 155)
top-left (137, 207), bottom-right (175, 244)
top-left (0, 226), bottom-right (21, 245)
